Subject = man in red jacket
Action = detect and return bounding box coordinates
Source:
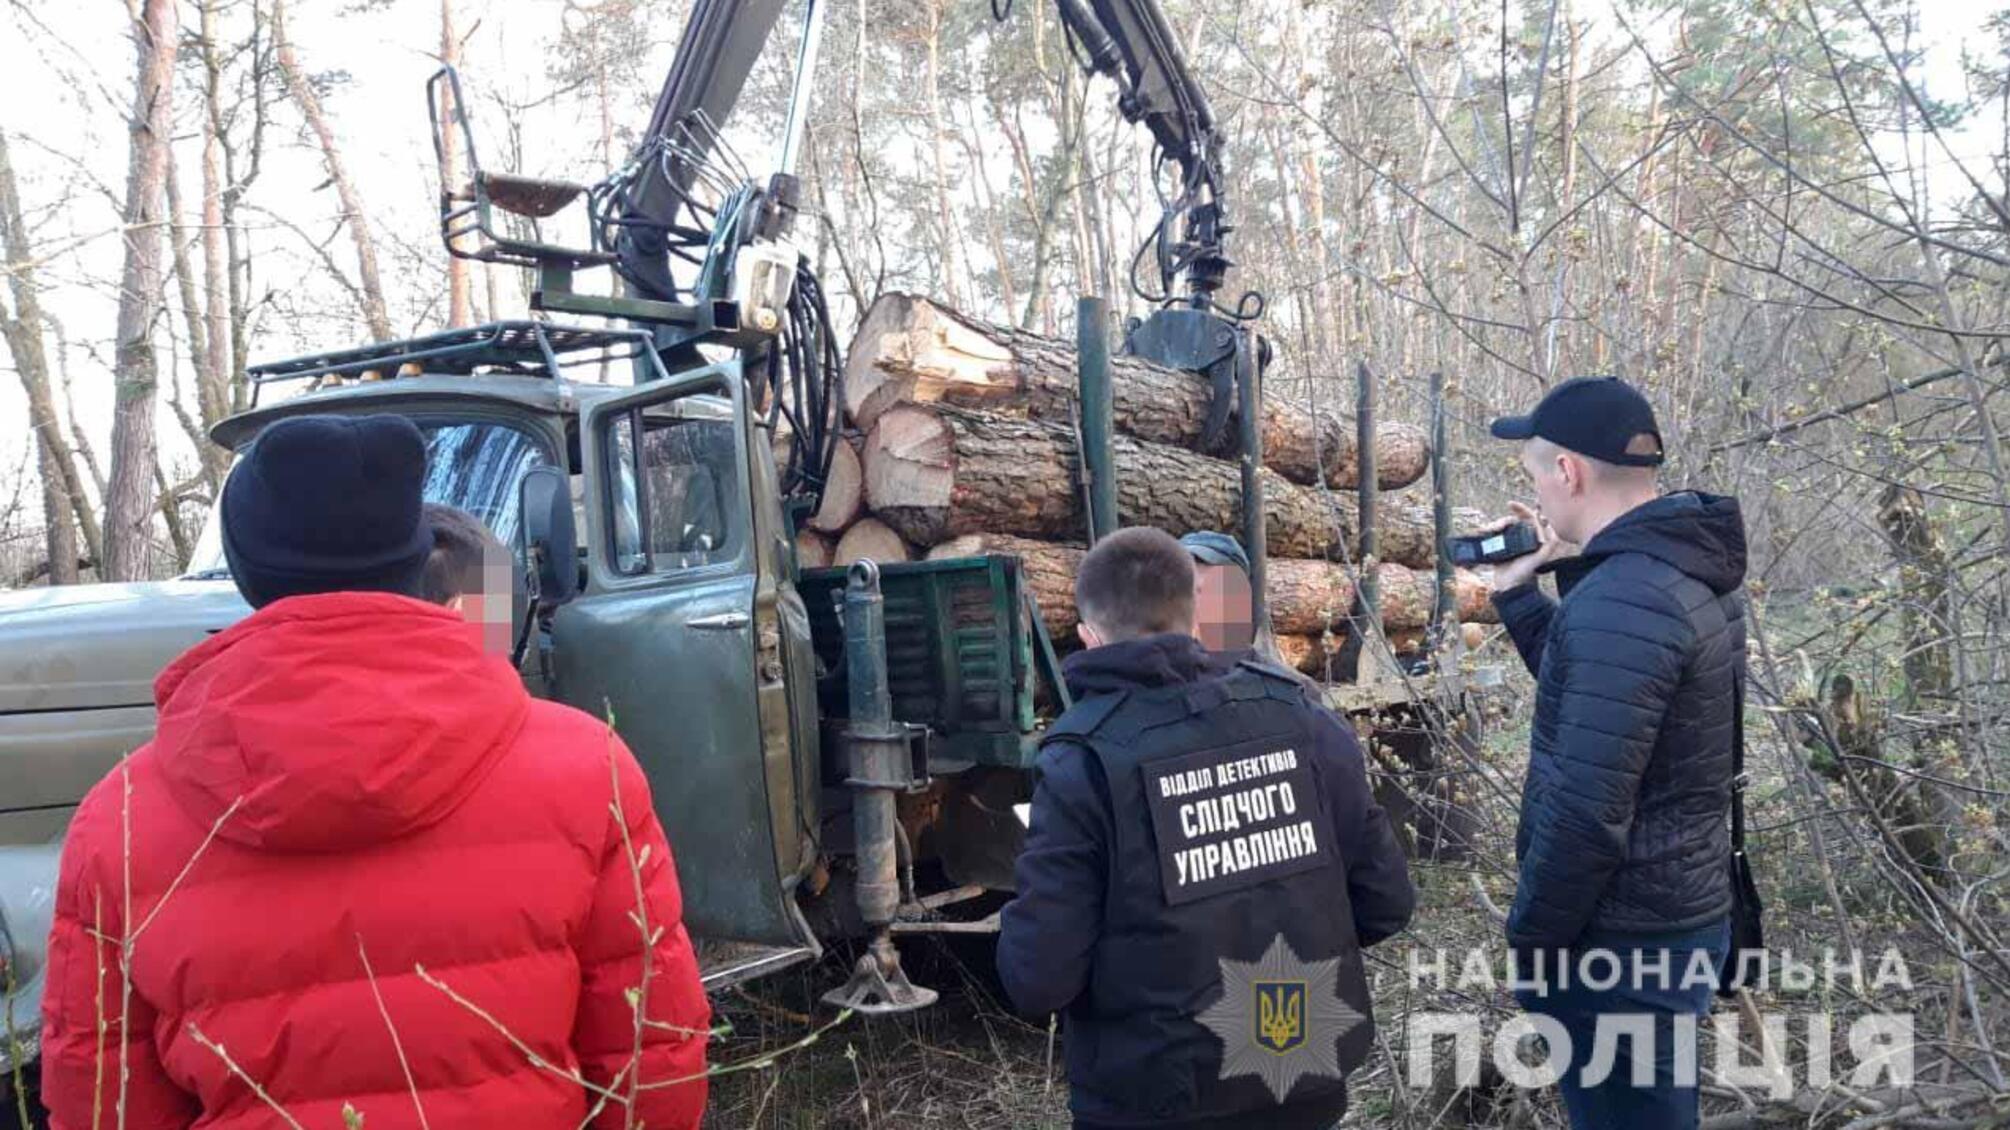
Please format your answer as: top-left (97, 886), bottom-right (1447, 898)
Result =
top-left (40, 415), bottom-right (712, 1130)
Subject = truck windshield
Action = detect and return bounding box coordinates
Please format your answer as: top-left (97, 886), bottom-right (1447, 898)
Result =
top-left (184, 420), bottom-right (551, 579)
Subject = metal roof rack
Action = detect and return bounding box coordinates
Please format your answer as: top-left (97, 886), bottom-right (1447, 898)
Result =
top-left (245, 320), bottom-right (666, 385)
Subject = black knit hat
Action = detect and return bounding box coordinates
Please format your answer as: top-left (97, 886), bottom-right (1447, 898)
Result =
top-left (221, 414), bottom-right (433, 609)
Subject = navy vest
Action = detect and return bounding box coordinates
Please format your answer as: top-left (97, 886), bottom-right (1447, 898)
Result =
top-left (1043, 659), bottom-right (1374, 1122)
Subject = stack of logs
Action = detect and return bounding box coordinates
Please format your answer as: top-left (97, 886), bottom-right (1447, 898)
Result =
top-left (791, 293), bottom-right (1497, 678)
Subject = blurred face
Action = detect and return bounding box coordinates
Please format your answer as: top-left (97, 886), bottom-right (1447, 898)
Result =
top-left (1519, 439), bottom-right (1588, 544)
top-left (1193, 562), bottom-right (1256, 652)
top-left (447, 552), bottom-right (518, 656)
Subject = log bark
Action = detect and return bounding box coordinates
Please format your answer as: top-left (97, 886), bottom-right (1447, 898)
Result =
top-left (834, 517), bottom-right (911, 566)
top-left (1275, 630), bottom-right (1432, 677)
top-left (927, 533), bottom-right (1081, 638)
top-left (807, 436), bottom-right (863, 533)
top-left (0, 127), bottom-right (96, 581)
top-left (845, 293), bottom-right (1431, 489)
top-left (795, 528), bottom-right (834, 570)
top-left (103, 0), bottom-right (180, 581)
top-left (922, 533), bottom-right (1495, 638)
top-left (864, 403), bottom-right (1443, 566)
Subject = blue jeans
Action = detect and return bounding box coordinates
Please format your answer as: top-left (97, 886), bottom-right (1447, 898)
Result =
top-left (1513, 920), bottom-right (1729, 1130)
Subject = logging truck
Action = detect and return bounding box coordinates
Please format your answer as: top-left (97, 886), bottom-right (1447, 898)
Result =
top-left (0, 0), bottom-right (1504, 1097)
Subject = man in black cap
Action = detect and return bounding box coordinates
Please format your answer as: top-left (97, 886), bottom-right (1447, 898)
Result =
top-left (998, 527), bottom-right (1413, 1130)
top-left (1486, 377), bottom-right (1746, 1129)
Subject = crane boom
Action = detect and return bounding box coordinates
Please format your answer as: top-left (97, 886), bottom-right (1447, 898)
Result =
top-left (612, 0), bottom-right (1238, 312)
top-left (611, 0), bottom-right (789, 303)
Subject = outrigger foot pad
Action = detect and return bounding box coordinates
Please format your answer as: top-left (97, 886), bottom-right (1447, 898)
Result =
top-left (821, 935), bottom-right (939, 1014)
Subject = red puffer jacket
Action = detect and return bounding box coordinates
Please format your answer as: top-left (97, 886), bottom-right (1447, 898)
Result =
top-left (40, 593), bottom-right (710, 1129)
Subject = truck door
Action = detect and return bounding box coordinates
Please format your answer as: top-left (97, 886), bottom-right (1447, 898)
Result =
top-left (559, 362), bottom-right (810, 948)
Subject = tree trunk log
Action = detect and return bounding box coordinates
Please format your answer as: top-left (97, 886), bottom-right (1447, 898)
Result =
top-left (795, 528), bottom-right (834, 570)
top-left (103, 0), bottom-right (180, 581)
top-left (0, 127), bottom-right (93, 582)
top-left (864, 403), bottom-right (1444, 566)
top-left (922, 533), bottom-right (1495, 638)
top-left (807, 436), bottom-right (863, 533)
top-left (927, 533), bottom-right (1081, 638)
top-left (845, 292), bottom-right (1430, 489)
top-left (834, 517), bottom-right (911, 566)
top-left (1265, 559), bottom-right (1497, 634)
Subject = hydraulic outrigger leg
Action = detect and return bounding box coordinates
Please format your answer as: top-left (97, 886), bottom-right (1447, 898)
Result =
top-left (823, 562), bottom-right (940, 1014)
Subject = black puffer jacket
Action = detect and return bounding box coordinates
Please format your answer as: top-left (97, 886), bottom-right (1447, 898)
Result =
top-left (1492, 492), bottom-right (1746, 949)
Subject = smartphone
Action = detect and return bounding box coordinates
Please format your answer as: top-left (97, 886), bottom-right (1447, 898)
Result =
top-left (1447, 521), bottom-right (1542, 566)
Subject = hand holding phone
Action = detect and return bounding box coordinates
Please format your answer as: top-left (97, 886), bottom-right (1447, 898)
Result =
top-left (1480, 502), bottom-right (1574, 591)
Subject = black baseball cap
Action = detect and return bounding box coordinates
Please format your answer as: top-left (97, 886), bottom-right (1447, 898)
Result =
top-left (1489, 375), bottom-right (1664, 466)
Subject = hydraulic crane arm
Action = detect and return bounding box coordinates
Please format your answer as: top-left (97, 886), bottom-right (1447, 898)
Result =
top-left (607, 0), bottom-right (790, 303)
top-left (1059, 0), bottom-right (1231, 307)
top-left (1066, 0), bottom-right (1216, 163)
top-left (611, 0), bottom-right (1239, 312)
top-left (639, 0), bottom-right (790, 195)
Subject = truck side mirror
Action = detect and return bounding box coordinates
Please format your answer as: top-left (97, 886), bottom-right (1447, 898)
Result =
top-left (519, 465), bottom-right (579, 605)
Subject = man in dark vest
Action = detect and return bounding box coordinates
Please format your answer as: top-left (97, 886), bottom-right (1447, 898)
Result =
top-left (998, 527), bottom-right (1415, 1130)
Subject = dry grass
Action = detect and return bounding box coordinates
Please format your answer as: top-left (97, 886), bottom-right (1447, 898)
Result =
top-left (683, 690), bottom-right (2000, 1130)
top-left (700, 936), bottom-right (1069, 1130)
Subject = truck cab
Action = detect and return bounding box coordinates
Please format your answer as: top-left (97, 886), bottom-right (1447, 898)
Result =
top-left (0, 322), bottom-right (1057, 1096)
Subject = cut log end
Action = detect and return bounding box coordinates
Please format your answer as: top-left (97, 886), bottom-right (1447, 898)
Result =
top-left (834, 517), bottom-right (912, 567)
top-left (845, 292), bottom-right (1018, 431)
top-left (807, 437), bottom-right (863, 533)
top-left (1277, 628), bottom-right (1431, 680)
top-left (794, 529), bottom-right (834, 570)
top-left (863, 405), bottom-right (962, 544)
top-left (924, 535), bottom-right (988, 561)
